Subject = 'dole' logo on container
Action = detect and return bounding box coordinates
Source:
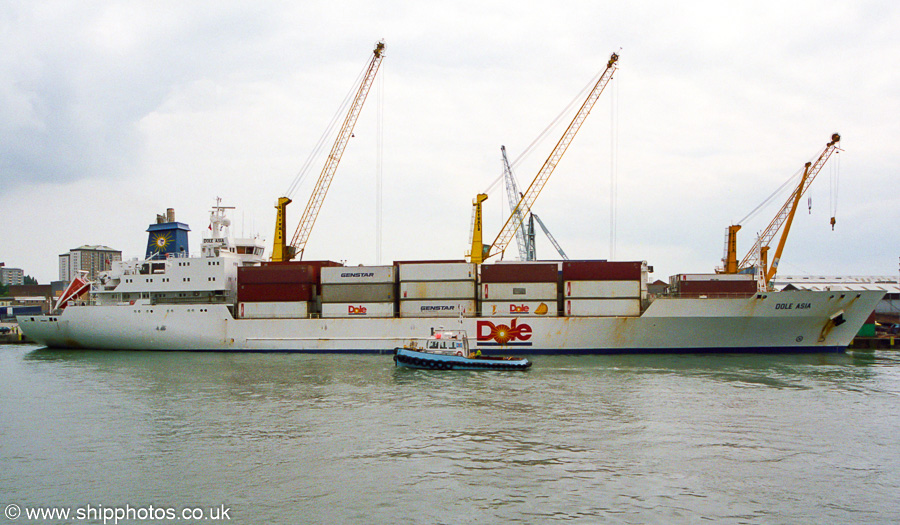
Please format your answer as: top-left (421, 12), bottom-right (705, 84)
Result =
top-left (348, 305), bottom-right (367, 315)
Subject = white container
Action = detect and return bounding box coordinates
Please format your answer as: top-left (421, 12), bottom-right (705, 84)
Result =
top-left (564, 280), bottom-right (640, 299)
top-left (481, 301), bottom-right (558, 317)
top-left (481, 282), bottom-right (557, 301)
top-left (399, 299), bottom-right (477, 317)
top-left (400, 281), bottom-right (476, 300)
top-left (564, 298), bottom-right (641, 317)
top-left (399, 263), bottom-right (476, 282)
top-left (321, 302), bottom-right (395, 318)
top-left (321, 265), bottom-right (396, 284)
top-left (321, 283), bottom-right (395, 303)
top-left (238, 301), bottom-right (310, 319)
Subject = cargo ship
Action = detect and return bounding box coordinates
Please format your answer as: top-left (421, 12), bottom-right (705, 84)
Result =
top-left (17, 205), bottom-right (883, 353)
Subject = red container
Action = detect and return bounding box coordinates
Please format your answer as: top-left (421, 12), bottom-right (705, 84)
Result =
top-left (678, 280), bottom-right (756, 296)
top-left (562, 261), bottom-right (642, 281)
top-left (242, 260), bottom-right (343, 284)
top-left (239, 266), bottom-right (312, 284)
top-left (237, 283), bottom-right (314, 302)
top-left (481, 263), bottom-right (558, 283)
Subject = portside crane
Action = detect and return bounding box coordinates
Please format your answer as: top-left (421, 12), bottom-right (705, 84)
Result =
top-left (469, 52), bottom-right (619, 263)
top-left (722, 133), bottom-right (842, 284)
top-left (272, 41), bottom-right (385, 261)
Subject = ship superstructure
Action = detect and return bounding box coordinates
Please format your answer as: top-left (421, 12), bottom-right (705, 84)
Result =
top-left (90, 202), bottom-right (265, 309)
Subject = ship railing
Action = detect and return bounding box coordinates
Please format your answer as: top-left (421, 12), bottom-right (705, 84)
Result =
top-left (664, 292), bottom-right (757, 299)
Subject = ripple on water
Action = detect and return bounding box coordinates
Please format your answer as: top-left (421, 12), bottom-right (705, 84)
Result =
top-left (2, 346), bottom-right (899, 523)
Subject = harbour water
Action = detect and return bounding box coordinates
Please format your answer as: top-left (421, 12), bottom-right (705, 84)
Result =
top-left (2, 344), bottom-right (899, 524)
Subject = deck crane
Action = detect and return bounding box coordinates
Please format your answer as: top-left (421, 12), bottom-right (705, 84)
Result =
top-left (272, 41), bottom-right (385, 262)
top-left (722, 133), bottom-right (842, 285)
top-left (469, 52), bottom-right (619, 264)
top-left (500, 145), bottom-right (569, 260)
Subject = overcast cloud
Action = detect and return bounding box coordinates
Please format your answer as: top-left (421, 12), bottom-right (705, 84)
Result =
top-left (1, 0), bottom-right (898, 283)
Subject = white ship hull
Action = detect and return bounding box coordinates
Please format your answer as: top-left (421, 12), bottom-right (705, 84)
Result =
top-left (18, 290), bottom-right (883, 354)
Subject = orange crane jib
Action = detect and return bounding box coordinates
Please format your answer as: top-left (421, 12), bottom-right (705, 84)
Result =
top-left (272, 41), bottom-right (385, 262)
top-left (729, 133), bottom-right (841, 283)
top-left (481, 52), bottom-right (619, 262)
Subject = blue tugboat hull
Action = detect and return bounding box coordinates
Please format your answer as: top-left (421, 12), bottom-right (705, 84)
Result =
top-left (393, 347), bottom-right (532, 371)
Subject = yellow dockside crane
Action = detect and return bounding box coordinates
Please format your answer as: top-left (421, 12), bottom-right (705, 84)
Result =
top-left (469, 52), bottom-right (619, 263)
top-left (722, 133), bottom-right (842, 283)
top-left (272, 41), bottom-right (385, 262)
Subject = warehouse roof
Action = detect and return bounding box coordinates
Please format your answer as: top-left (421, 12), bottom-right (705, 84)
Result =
top-left (772, 275), bottom-right (900, 293)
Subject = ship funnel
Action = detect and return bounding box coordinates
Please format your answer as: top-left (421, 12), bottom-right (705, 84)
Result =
top-left (146, 209), bottom-right (191, 260)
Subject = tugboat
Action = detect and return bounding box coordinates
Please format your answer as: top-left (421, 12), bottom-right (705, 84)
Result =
top-left (393, 329), bottom-right (532, 371)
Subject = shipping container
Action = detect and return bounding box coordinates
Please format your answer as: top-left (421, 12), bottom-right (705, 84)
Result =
top-left (2, 305), bottom-right (43, 320)
top-left (562, 260), bottom-right (643, 281)
top-left (321, 302), bottom-right (396, 318)
top-left (400, 281), bottom-right (476, 300)
top-left (481, 262), bottom-right (558, 283)
top-left (481, 300), bottom-right (558, 317)
top-left (857, 323), bottom-right (877, 337)
top-left (257, 260), bottom-right (342, 283)
top-left (237, 283), bottom-right (314, 302)
top-left (321, 265), bottom-right (396, 284)
top-left (564, 280), bottom-right (641, 298)
top-left (399, 262), bottom-right (476, 282)
top-left (238, 265), bottom-right (315, 284)
top-left (565, 298), bottom-right (641, 317)
top-left (481, 282), bottom-right (557, 301)
top-left (669, 273), bottom-right (757, 295)
top-left (238, 301), bottom-right (311, 319)
top-left (393, 259), bottom-right (466, 266)
top-left (399, 299), bottom-right (477, 317)
top-left (239, 261), bottom-right (341, 284)
top-left (320, 283), bottom-right (395, 303)
top-left (674, 273), bottom-right (757, 282)
top-left (675, 280), bottom-right (757, 297)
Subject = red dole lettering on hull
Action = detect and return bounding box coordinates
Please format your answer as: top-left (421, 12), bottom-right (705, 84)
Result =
top-left (477, 319), bottom-right (532, 345)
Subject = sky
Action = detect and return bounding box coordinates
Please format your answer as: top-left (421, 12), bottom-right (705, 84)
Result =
top-left (1, 0), bottom-right (898, 284)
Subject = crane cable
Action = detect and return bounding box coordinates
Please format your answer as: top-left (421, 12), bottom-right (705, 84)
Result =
top-left (284, 59), bottom-right (371, 199)
top-left (737, 162), bottom-right (806, 226)
top-left (830, 151), bottom-right (840, 229)
top-left (736, 138), bottom-right (844, 228)
top-left (375, 60), bottom-right (385, 263)
top-left (609, 71), bottom-right (619, 259)
top-left (482, 69), bottom-right (606, 196)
